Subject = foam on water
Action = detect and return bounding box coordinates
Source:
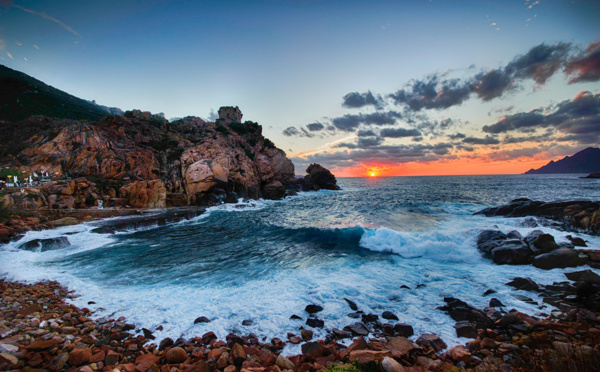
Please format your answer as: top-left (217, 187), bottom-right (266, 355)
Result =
top-left (1, 175), bottom-right (600, 353)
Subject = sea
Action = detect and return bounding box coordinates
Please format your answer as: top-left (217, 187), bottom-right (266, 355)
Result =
top-left (2, 174), bottom-right (600, 352)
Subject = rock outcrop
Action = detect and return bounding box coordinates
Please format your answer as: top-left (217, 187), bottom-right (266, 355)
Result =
top-left (0, 108), bottom-right (337, 212)
top-left (476, 228), bottom-right (589, 269)
top-left (475, 198), bottom-right (600, 234)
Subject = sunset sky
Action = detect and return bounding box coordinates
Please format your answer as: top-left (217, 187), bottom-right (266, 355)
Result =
top-left (1, 0), bottom-right (599, 177)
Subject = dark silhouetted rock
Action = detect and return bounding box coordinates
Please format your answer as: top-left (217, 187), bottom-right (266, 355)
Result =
top-left (506, 277), bottom-right (539, 291)
top-left (525, 147), bottom-right (600, 174)
top-left (566, 235), bottom-right (587, 247)
top-left (454, 321), bottom-right (477, 339)
top-left (344, 298), bottom-right (358, 310)
top-left (393, 323), bottom-right (414, 337)
top-left (306, 318), bottom-right (324, 328)
top-left (438, 297), bottom-right (494, 329)
top-left (304, 164), bottom-right (340, 191)
top-left (344, 322), bottom-right (370, 336)
top-left (489, 298), bottom-right (504, 307)
top-left (305, 304), bottom-right (324, 314)
top-left (533, 248), bottom-right (586, 270)
top-left (416, 334), bottom-right (447, 352)
top-left (382, 311), bottom-right (399, 320)
top-left (565, 269), bottom-right (600, 285)
top-left (194, 316), bottom-right (210, 324)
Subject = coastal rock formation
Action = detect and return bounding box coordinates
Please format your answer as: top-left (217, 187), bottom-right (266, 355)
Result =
top-left (0, 107), bottom-right (337, 212)
top-left (476, 228), bottom-right (589, 269)
top-left (475, 198), bottom-right (600, 234)
top-left (304, 163), bottom-right (341, 191)
top-left (524, 147), bottom-right (600, 174)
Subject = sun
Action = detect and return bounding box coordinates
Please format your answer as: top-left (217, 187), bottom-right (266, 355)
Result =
top-left (370, 172), bottom-right (376, 177)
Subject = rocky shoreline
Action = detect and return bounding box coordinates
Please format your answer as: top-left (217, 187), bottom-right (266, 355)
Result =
top-left (1, 268), bottom-right (600, 372)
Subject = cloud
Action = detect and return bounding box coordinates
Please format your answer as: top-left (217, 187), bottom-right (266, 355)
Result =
top-left (342, 91), bottom-right (384, 109)
top-left (282, 126), bottom-right (314, 138)
top-left (448, 133), bottom-right (466, 140)
top-left (33, 44), bottom-right (40, 50)
top-left (379, 127), bottom-right (421, 138)
top-left (384, 42), bottom-right (578, 111)
top-left (357, 129), bottom-right (377, 137)
top-left (11, 4), bottom-right (80, 37)
top-left (331, 110), bottom-right (402, 131)
top-left (282, 127), bottom-right (300, 137)
top-left (505, 42), bottom-right (571, 85)
top-left (306, 122), bottom-right (325, 131)
top-left (462, 135), bottom-right (500, 145)
top-left (482, 91), bottom-right (600, 145)
top-left (565, 40), bottom-right (600, 83)
top-left (389, 76), bottom-right (472, 110)
top-left (6, 52), bottom-right (13, 59)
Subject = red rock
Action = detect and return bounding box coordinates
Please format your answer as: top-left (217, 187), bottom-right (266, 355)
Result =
top-left (78, 366), bottom-right (94, 372)
top-left (68, 347), bottom-right (92, 366)
top-left (243, 346), bottom-right (261, 356)
top-left (382, 356), bottom-right (405, 372)
top-left (262, 353), bottom-right (277, 366)
top-left (165, 347), bottom-right (187, 363)
top-left (122, 363), bottom-right (137, 372)
top-left (232, 343), bottom-right (247, 365)
top-left (340, 337), bottom-right (368, 360)
top-left (0, 353), bottom-right (19, 368)
top-left (480, 338), bottom-right (497, 349)
top-left (387, 337), bottom-right (417, 358)
top-left (449, 345), bottom-right (472, 363)
top-left (224, 365), bottom-right (237, 372)
top-left (289, 336), bottom-right (302, 344)
top-left (90, 350), bottom-right (106, 363)
top-left (276, 354), bottom-right (296, 370)
top-left (315, 354), bottom-right (336, 367)
top-left (207, 348), bottom-right (224, 360)
top-left (105, 349), bottom-right (121, 366)
top-left (349, 350), bottom-right (391, 364)
top-left (26, 339), bottom-right (58, 350)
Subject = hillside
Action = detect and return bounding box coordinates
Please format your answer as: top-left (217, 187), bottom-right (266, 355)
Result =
top-left (0, 64), bottom-right (109, 122)
top-left (524, 147), bottom-right (600, 174)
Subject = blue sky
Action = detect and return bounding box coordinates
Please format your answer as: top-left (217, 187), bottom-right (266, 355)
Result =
top-left (1, 0), bottom-right (599, 175)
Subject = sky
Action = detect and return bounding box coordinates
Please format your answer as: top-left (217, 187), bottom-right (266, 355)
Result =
top-left (1, 0), bottom-right (599, 177)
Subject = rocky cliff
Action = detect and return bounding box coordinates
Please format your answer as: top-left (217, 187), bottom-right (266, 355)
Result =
top-left (524, 147), bottom-right (600, 174)
top-left (0, 108), bottom-right (328, 210)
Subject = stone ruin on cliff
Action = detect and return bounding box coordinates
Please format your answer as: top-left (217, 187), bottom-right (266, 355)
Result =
top-left (218, 106), bottom-right (243, 123)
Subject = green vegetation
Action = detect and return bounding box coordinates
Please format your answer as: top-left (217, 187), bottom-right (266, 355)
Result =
top-left (245, 148), bottom-right (255, 160)
top-left (264, 138), bottom-right (276, 149)
top-left (149, 139), bottom-right (179, 151)
top-left (167, 147), bottom-right (185, 162)
top-left (215, 124), bottom-right (230, 135)
top-left (229, 121), bottom-right (248, 135)
top-left (322, 362), bottom-right (378, 372)
top-left (0, 65), bottom-right (108, 122)
top-left (0, 200), bottom-right (14, 224)
top-left (0, 168), bottom-right (19, 181)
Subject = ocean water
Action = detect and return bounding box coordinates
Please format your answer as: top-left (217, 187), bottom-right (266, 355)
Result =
top-left (2, 174), bottom-right (600, 352)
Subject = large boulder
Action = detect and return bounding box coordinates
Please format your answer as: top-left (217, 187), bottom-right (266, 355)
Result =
top-left (533, 248), bottom-right (586, 270)
top-left (304, 163), bottom-right (340, 191)
top-left (262, 181), bottom-right (286, 200)
top-left (476, 230), bottom-right (532, 264)
top-left (119, 180), bottom-right (167, 208)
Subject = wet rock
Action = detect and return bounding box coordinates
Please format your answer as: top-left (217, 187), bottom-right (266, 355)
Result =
top-left (300, 329), bottom-right (313, 341)
top-left (361, 313), bottom-right (379, 323)
top-left (344, 298), bottom-right (358, 310)
top-left (331, 328), bottom-right (351, 339)
top-left (388, 337), bottom-right (417, 357)
top-left (344, 322), bottom-right (370, 336)
top-left (416, 334), bottom-right (447, 352)
top-left (242, 319), bottom-right (254, 326)
top-left (305, 318), bottom-right (324, 328)
top-left (506, 277), bottom-right (539, 291)
top-left (529, 233), bottom-right (560, 254)
top-left (301, 342), bottom-right (326, 359)
top-left (454, 321), bottom-right (477, 339)
top-left (166, 347), bottom-right (188, 363)
top-left (194, 316), bottom-right (210, 324)
top-left (489, 298), bottom-right (505, 307)
top-left (304, 164), bottom-right (340, 191)
top-left (290, 314), bottom-right (302, 320)
top-left (159, 337), bottom-right (174, 350)
top-left (226, 333), bottom-right (244, 347)
top-left (347, 312), bottom-right (361, 319)
top-left (533, 248), bottom-right (586, 270)
top-left (202, 331), bottom-right (217, 344)
top-left (438, 297), bottom-right (494, 329)
top-left (483, 289), bottom-right (497, 296)
top-left (566, 235), bottom-right (587, 247)
top-left (19, 236), bottom-right (71, 252)
top-left (305, 304), bottom-right (324, 314)
top-left (340, 337), bottom-right (368, 359)
top-left (450, 345), bottom-right (472, 363)
top-left (565, 269), bottom-right (600, 285)
top-left (382, 311), bottom-right (399, 320)
top-left (393, 323), bottom-right (414, 337)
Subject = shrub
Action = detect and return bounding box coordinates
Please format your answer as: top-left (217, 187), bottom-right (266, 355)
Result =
top-left (264, 138), bottom-right (276, 149)
top-left (245, 149), bottom-right (255, 160)
top-left (0, 200), bottom-right (14, 224)
top-left (215, 124), bottom-right (230, 135)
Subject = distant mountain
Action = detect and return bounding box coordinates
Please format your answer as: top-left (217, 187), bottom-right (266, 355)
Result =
top-left (0, 64), bottom-right (109, 122)
top-left (525, 147), bottom-right (600, 174)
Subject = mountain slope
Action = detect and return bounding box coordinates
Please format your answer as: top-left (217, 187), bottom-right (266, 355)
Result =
top-left (525, 147), bottom-right (600, 174)
top-left (0, 64), bottom-right (109, 122)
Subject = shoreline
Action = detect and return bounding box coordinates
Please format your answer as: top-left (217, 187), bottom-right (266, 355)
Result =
top-left (1, 273), bottom-right (599, 372)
